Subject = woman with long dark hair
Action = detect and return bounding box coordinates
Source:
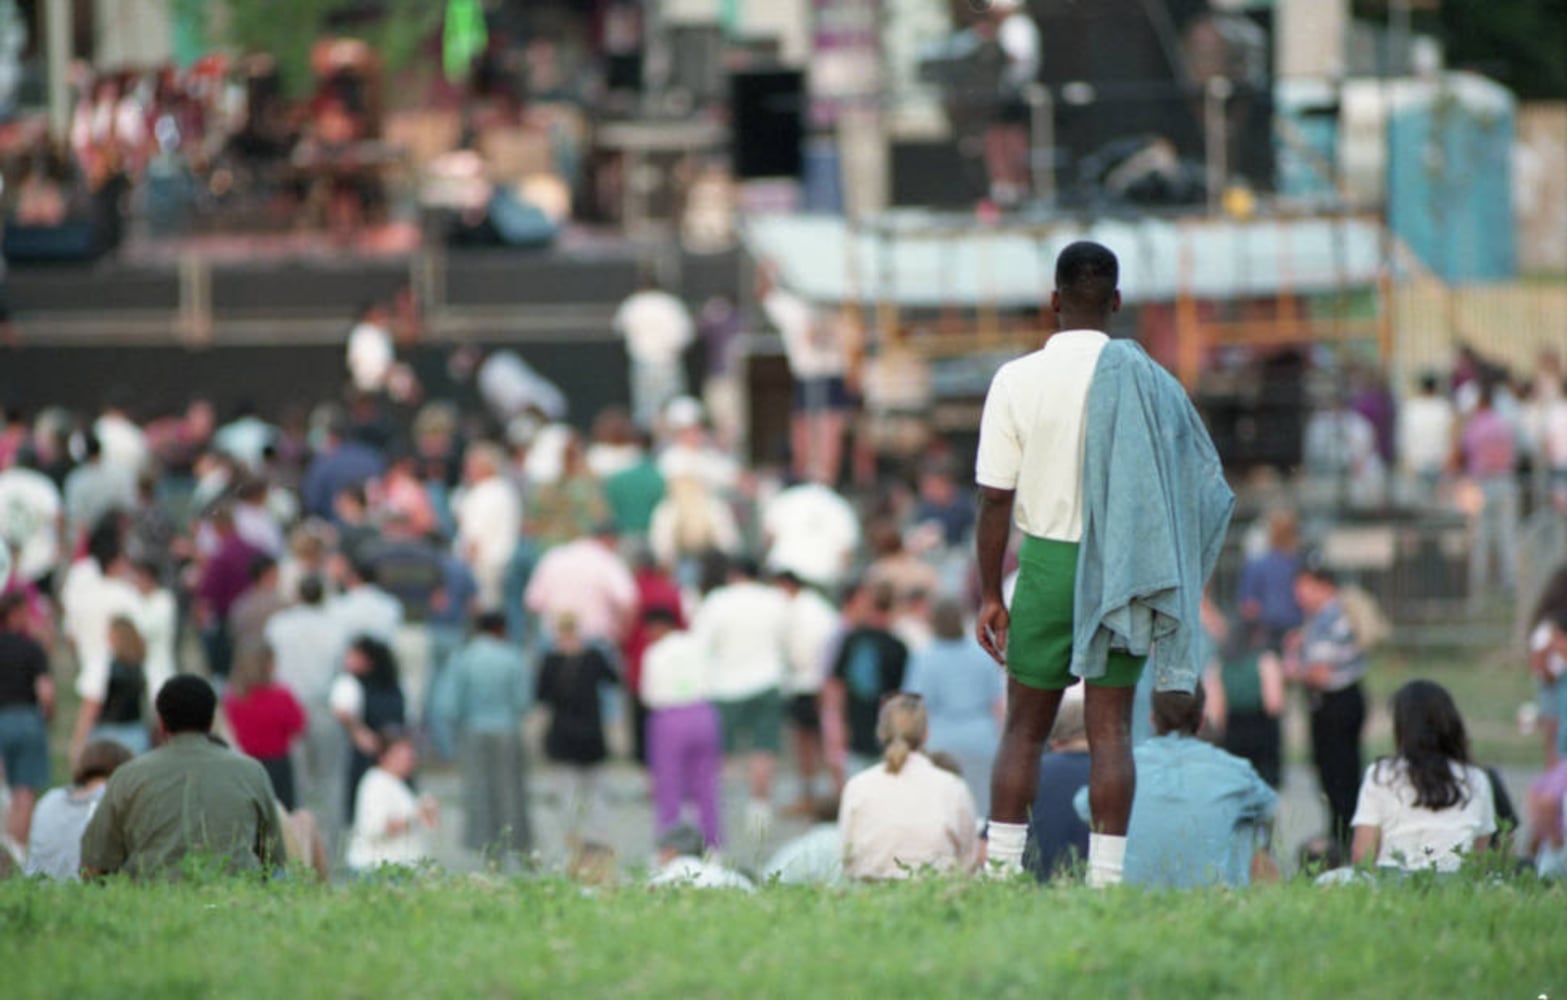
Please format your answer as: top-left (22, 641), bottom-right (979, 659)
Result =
top-left (1349, 680), bottom-right (1496, 872)
top-left (329, 636), bottom-right (406, 822)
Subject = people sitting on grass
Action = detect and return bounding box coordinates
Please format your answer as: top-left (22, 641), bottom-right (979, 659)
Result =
top-left (840, 693), bottom-right (978, 881)
top-left (80, 676), bottom-right (287, 878)
top-left (223, 640), bottom-right (307, 810)
top-left (646, 823), bottom-right (754, 891)
top-left (24, 739), bottom-right (133, 880)
top-left (1350, 680), bottom-right (1496, 874)
top-left (346, 728), bottom-right (438, 873)
top-left (1083, 684), bottom-right (1278, 889)
top-left (762, 797), bottom-right (842, 886)
top-left (1026, 685), bottom-right (1091, 882)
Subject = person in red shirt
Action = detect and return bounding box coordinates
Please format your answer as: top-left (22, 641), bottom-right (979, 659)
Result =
top-left (621, 551), bottom-right (685, 765)
top-left (224, 641), bottom-right (307, 809)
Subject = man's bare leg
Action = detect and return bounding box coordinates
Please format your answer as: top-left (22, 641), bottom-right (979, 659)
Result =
top-left (1084, 683), bottom-right (1137, 886)
top-left (987, 678), bottom-right (1065, 872)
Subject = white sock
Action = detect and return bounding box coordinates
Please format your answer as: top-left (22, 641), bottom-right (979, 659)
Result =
top-left (986, 821), bottom-right (1029, 873)
top-left (1087, 833), bottom-right (1126, 888)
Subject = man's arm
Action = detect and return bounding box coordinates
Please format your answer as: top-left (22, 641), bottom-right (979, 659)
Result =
top-left (974, 487), bottom-right (1016, 665)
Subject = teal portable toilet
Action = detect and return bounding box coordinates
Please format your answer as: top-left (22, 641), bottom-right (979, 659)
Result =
top-left (1387, 72), bottom-right (1517, 283)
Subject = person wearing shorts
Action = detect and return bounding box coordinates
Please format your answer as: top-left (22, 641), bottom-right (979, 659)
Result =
top-left (974, 241), bottom-right (1145, 886)
top-left (0, 592), bottom-right (54, 848)
top-left (691, 556), bottom-right (791, 833)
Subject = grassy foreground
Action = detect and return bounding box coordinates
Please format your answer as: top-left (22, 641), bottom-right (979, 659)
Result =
top-left (2, 875), bottom-right (1562, 999)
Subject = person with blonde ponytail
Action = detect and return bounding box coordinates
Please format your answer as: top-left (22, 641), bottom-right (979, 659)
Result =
top-left (839, 693), bottom-right (979, 880)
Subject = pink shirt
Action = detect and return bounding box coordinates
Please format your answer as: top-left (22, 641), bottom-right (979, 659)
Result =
top-left (524, 539), bottom-right (637, 643)
top-left (1462, 410), bottom-right (1516, 478)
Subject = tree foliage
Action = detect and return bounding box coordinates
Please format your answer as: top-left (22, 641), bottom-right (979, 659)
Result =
top-left (1354, 0), bottom-right (1567, 99)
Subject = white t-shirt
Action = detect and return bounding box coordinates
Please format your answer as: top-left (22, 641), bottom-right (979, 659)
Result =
top-left (784, 588), bottom-right (840, 696)
top-left (267, 604), bottom-right (348, 705)
top-left (477, 351), bottom-right (567, 422)
top-left (615, 290), bottom-right (694, 364)
top-left (974, 330), bottom-right (1108, 542)
top-left (1531, 622), bottom-right (1567, 680)
top-left (999, 11), bottom-right (1042, 89)
top-left (764, 483), bottom-right (861, 588)
top-left (0, 467), bottom-right (62, 581)
top-left (347, 321), bottom-right (395, 394)
top-left (1398, 395), bottom-right (1456, 476)
top-left (641, 631), bottom-right (709, 710)
top-left (329, 673), bottom-right (365, 720)
top-left (347, 767), bottom-right (433, 870)
top-left (657, 443), bottom-right (738, 494)
top-left (133, 588), bottom-right (179, 701)
top-left (764, 289), bottom-right (847, 380)
top-left (60, 559), bottom-right (142, 701)
top-left (94, 414), bottom-right (149, 477)
top-left (1543, 399), bottom-right (1567, 472)
top-left (329, 586), bottom-right (405, 647)
top-left (647, 856), bottom-right (755, 891)
top-left (454, 475), bottom-right (522, 590)
top-left (691, 580), bottom-right (791, 701)
top-left (1350, 759), bottom-right (1497, 873)
top-left (840, 752), bottom-right (979, 880)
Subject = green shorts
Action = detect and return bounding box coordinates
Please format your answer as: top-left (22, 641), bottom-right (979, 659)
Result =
top-left (1007, 535), bottom-right (1146, 691)
top-left (718, 688), bottom-right (784, 754)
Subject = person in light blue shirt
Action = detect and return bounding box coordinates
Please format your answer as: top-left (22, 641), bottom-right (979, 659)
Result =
top-left (432, 612), bottom-right (535, 856)
top-left (904, 599), bottom-right (1004, 817)
top-left (1080, 683), bottom-right (1277, 889)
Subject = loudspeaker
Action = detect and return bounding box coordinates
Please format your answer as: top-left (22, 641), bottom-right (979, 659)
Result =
top-left (730, 70), bottom-right (805, 180)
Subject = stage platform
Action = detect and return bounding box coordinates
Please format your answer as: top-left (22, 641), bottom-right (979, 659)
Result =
top-left (2, 228), bottom-right (741, 421)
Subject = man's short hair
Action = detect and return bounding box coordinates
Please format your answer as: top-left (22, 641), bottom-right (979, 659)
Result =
top-left (248, 555), bottom-right (278, 583)
top-left (86, 518), bottom-right (122, 569)
top-left (474, 610), bottom-right (507, 636)
top-left (298, 575), bottom-right (325, 605)
top-left (1151, 684), bottom-right (1206, 737)
top-left (155, 675), bottom-right (218, 735)
top-left (1054, 241), bottom-right (1119, 312)
top-left (642, 606), bottom-right (679, 629)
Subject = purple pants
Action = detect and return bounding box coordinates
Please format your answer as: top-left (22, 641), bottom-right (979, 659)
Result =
top-left (648, 702), bottom-right (723, 848)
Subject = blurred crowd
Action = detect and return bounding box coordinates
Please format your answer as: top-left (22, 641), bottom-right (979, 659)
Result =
top-left (0, 292), bottom-right (1560, 887)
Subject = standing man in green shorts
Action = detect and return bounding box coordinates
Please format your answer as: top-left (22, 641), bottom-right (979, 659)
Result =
top-left (974, 241), bottom-right (1144, 885)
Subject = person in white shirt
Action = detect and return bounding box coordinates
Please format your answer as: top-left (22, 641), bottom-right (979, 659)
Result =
top-left (646, 823), bottom-right (755, 891)
top-left (759, 266), bottom-right (853, 485)
top-left (346, 302), bottom-right (396, 396)
top-left (128, 560), bottom-right (178, 701)
top-left (476, 349), bottom-right (567, 425)
top-left (690, 556), bottom-right (792, 831)
top-left (980, 0), bottom-right (1041, 204)
top-left (453, 442), bottom-right (522, 609)
top-left (93, 398), bottom-right (149, 479)
top-left (840, 693), bottom-right (979, 880)
top-left (773, 570), bottom-right (841, 813)
top-left (0, 455), bottom-right (63, 588)
top-left (61, 524), bottom-right (142, 765)
top-left (656, 398), bottom-right (739, 494)
top-left (1350, 680), bottom-right (1496, 873)
top-left (1398, 373), bottom-right (1456, 502)
top-left (266, 576), bottom-right (348, 832)
top-left (615, 280), bottom-right (694, 430)
top-left (648, 475), bottom-right (740, 581)
top-left (346, 730), bottom-right (437, 871)
top-left (973, 242), bottom-right (1142, 886)
top-left (330, 561), bottom-right (405, 648)
top-left (641, 610), bottom-right (723, 849)
top-left (763, 480), bottom-right (861, 590)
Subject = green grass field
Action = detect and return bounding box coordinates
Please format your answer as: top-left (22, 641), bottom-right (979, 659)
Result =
top-left (1, 874), bottom-right (1562, 998)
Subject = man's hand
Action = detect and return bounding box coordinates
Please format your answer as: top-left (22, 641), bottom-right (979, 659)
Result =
top-left (977, 599), bottom-right (1009, 666)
